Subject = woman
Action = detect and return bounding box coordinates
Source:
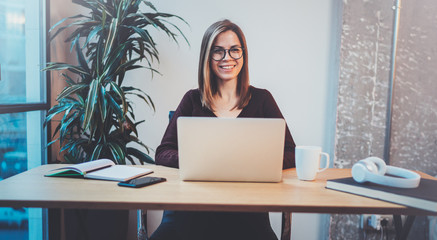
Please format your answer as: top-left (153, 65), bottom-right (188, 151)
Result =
top-left (151, 19), bottom-right (296, 240)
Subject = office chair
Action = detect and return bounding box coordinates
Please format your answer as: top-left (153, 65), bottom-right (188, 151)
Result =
top-left (137, 111), bottom-right (292, 240)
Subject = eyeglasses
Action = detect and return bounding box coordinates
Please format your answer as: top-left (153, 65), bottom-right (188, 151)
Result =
top-left (211, 47), bottom-right (244, 61)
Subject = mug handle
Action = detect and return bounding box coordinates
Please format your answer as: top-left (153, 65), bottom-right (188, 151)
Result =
top-left (317, 152), bottom-right (330, 172)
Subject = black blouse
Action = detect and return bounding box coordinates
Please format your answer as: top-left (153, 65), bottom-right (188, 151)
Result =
top-left (155, 86), bottom-right (296, 169)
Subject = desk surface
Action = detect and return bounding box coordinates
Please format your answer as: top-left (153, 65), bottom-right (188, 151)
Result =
top-left (0, 164), bottom-right (434, 215)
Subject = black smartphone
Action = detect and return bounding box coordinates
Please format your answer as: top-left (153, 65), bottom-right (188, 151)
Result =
top-left (118, 176), bottom-right (166, 188)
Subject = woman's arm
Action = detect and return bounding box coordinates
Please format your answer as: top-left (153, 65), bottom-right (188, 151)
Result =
top-left (261, 90), bottom-right (296, 169)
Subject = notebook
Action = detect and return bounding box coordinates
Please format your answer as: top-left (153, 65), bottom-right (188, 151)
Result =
top-left (177, 117), bottom-right (286, 182)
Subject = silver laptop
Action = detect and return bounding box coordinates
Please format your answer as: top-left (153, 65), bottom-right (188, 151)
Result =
top-left (177, 117), bottom-right (286, 182)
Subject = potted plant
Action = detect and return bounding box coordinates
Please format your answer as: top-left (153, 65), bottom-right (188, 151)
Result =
top-left (44, 0), bottom-right (188, 164)
top-left (43, 0), bottom-right (188, 238)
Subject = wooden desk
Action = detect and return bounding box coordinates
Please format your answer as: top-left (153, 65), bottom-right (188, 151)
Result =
top-left (0, 164), bottom-right (435, 216)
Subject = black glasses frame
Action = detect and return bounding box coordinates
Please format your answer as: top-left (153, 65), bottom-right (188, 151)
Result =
top-left (211, 47), bottom-right (244, 61)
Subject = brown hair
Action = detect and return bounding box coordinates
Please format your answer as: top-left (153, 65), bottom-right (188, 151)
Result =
top-left (198, 19), bottom-right (251, 111)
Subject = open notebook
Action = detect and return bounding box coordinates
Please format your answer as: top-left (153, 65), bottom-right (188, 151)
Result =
top-left (45, 159), bottom-right (153, 182)
top-left (177, 117), bottom-right (286, 182)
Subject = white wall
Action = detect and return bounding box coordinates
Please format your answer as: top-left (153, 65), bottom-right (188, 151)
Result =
top-left (133, 0), bottom-right (339, 152)
top-left (130, 1), bottom-right (341, 239)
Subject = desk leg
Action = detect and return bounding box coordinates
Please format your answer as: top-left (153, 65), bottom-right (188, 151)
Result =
top-left (281, 212), bottom-right (292, 240)
top-left (48, 208), bottom-right (62, 240)
top-left (138, 209), bottom-right (149, 240)
top-left (394, 215), bottom-right (415, 240)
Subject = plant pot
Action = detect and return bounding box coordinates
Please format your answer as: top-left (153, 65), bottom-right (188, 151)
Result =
top-left (64, 209), bottom-right (129, 240)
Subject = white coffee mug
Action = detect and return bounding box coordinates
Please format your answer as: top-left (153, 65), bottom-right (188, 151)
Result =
top-left (295, 146), bottom-right (330, 181)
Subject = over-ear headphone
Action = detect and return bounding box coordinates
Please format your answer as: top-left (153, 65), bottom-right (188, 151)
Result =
top-left (351, 157), bottom-right (421, 188)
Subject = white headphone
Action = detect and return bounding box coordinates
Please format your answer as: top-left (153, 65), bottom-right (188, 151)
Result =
top-left (351, 157), bottom-right (421, 188)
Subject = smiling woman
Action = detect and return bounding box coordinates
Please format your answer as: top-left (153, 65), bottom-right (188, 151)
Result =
top-left (151, 19), bottom-right (296, 240)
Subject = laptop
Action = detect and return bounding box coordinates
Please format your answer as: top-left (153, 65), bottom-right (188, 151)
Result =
top-left (177, 117), bottom-right (286, 182)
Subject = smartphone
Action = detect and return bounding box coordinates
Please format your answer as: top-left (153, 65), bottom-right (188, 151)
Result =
top-left (118, 176), bottom-right (166, 188)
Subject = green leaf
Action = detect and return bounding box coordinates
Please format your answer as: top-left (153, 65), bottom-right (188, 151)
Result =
top-left (45, 104), bottom-right (71, 126)
top-left (116, 0), bottom-right (124, 20)
top-left (48, 14), bottom-right (84, 33)
top-left (56, 84), bottom-right (88, 101)
top-left (70, 35), bottom-right (80, 53)
top-left (71, 138), bottom-right (87, 151)
top-left (108, 142), bottom-right (125, 164)
top-left (107, 93), bottom-right (124, 123)
top-left (48, 14), bottom-right (87, 40)
top-left (109, 81), bottom-right (127, 115)
top-left (90, 144), bottom-right (104, 160)
top-left (102, 41), bottom-right (131, 74)
top-left (141, 0), bottom-right (157, 12)
top-left (51, 18), bottom-right (94, 43)
top-left (83, 25), bottom-right (102, 48)
top-left (126, 155), bottom-right (135, 165)
top-left (127, 25), bottom-right (155, 45)
top-left (60, 138), bottom-right (78, 152)
top-left (125, 92), bottom-right (155, 111)
top-left (96, 1), bottom-right (114, 18)
top-left (59, 111), bottom-right (79, 144)
top-left (75, 94), bottom-right (85, 106)
top-left (51, 123), bottom-right (62, 139)
top-left (60, 73), bottom-right (75, 86)
top-left (159, 18), bottom-right (190, 47)
top-left (127, 147), bottom-right (154, 164)
top-left (47, 137), bottom-right (60, 147)
top-left (82, 79), bottom-right (100, 130)
top-left (63, 153), bottom-right (76, 164)
top-left (103, 18), bottom-right (118, 60)
top-left (99, 84), bottom-right (107, 122)
top-left (126, 135), bottom-right (150, 153)
top-left (43, 62), bottom-right (90, 76)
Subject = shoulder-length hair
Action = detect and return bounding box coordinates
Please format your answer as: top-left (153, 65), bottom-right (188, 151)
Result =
top-left (198, 19), bottom-right (251, 111)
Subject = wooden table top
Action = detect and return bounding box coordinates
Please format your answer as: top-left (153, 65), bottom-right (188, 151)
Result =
top-left (0, 164), bottom-right (434, 215)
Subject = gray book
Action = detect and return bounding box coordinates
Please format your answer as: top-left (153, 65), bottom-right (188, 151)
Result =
top-left (326, 177), bottom-right (437, 212)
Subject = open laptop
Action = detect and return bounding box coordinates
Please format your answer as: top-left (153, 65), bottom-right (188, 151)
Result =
top-left (177, 117), bottom-right (286, 182)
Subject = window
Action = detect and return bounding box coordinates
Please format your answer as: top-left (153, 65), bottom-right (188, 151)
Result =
top-left (0, 0), bottom-right (48, 239)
